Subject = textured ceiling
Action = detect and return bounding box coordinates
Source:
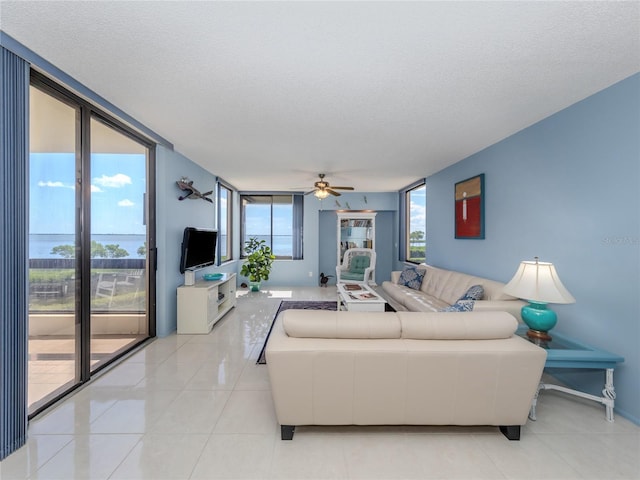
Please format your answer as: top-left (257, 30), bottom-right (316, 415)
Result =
top-left (2, 1), bottom-right (639, 192)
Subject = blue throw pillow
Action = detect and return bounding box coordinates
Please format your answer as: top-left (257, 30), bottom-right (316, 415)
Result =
top-left (441, 299), bottom-right (475, 312)
top-left (458, 284), bottom-right (484, 301)
top-left (398, 266), bottom-right (425, 290)
top-left (440, 285), bottom-right (483, 312)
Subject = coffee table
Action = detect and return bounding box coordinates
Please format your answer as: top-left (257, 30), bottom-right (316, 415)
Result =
top-left (337, 283), bottom-right (387, 312)
top-left (518, 327), bottom-right (625, 422)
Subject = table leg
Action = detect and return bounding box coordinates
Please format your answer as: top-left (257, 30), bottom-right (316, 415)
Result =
top-left (529, 383), bottom-right (542, 421)
top-left (337, 293), bottom-right (346, 311)
top-left (535, 368), bottom-right (617, 422)
top-left (602, 368), bottom-right (616, 422)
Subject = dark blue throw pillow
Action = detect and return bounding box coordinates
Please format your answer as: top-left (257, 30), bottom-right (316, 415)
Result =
top-left (441, 300), bottom-right (475, 312)
top-left (398, 266), bottom-right (425, 290)
top-left (458, 284), bottom-right (484, 301)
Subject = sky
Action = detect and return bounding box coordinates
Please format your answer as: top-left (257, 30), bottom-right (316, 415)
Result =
top-left (409, 185), bottom-right (426, 238)
top-left (30, 153), bottom-right (146, 235)
top-left (244, 203), bottom-right (292, 237)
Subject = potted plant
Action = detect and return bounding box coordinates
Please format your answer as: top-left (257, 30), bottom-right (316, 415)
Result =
top-left (240, 237), bottom-right (276, 291)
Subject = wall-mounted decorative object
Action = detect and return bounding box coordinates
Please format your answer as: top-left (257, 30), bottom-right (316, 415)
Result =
top-left (455, 173), bottom-right (484, 239)
top-left (176, 177), bottom-right (213, 203)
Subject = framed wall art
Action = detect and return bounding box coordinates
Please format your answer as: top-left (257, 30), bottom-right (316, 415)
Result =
top-left (455, 173), bottom-right (484, 239)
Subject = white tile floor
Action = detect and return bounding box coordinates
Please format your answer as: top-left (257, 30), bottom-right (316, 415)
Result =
top-left (28, 336), bottom-right (145, 410)
top-left (2, 286), bottom-right (639, 480)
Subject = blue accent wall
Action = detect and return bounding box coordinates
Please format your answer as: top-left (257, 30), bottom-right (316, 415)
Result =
top-left (155, 146), bottom-right (222, 337)
top-left (425, 73), bottom-right (640, 424)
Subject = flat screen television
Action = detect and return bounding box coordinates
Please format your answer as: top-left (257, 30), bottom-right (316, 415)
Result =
top-left (179, 227), bottom-right (217, 273)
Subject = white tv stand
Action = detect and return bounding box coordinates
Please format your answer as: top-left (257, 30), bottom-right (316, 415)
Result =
top-left (177, 273), bottom-right (237, 334)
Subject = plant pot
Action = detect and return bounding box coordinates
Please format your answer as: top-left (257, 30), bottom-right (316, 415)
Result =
top-left (249, 281), bottom-right (261, 292)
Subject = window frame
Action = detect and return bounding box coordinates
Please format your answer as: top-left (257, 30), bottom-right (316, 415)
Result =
top-left (239, 193), bottom-right (303, 260)
top-left (399, 180), bottom-right (426, 264)
top-left (217, 182), bottom-right (233, 264)
top-left (28, 70), bottom-right (157, 418)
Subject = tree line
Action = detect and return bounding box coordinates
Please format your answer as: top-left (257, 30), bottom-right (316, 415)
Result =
top-left (50, 241), bottom-right (146, 259)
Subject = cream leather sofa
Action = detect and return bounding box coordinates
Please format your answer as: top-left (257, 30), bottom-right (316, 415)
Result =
top-left (266, 309), bottom-right (546, 441)
top-left (382, 264), bottom-right (525, 319)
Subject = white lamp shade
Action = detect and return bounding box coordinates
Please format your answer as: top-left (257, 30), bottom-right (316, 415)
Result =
top-left (314, 189), bottom-right (330, 199)
top-left (503, 260), bottom-right (575, 304)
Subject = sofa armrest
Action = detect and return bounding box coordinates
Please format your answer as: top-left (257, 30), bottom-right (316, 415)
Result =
top-left (474, 300), bottom-right (526, 322)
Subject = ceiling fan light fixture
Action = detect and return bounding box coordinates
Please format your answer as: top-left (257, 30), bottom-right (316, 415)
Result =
top-left (308, 174), bottom-right (353, 199)
top-left (314, 189), bottom-right (330, 199)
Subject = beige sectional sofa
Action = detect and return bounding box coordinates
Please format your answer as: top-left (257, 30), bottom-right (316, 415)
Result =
top-left (266, 309), bottom-right (546, 441)
top-left (382, 264), bottom-right (525, 319)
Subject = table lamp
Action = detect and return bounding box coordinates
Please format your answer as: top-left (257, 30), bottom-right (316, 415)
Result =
top-left (503, 257), bottom-right (575, 341)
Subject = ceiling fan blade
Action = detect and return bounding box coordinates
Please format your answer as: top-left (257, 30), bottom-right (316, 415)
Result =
top-left (330, 186), bottom-right (354, 190)
top-left (304, 189), bottom-right (318, 195)
top-left (326, 188), bottom-right (342, 196)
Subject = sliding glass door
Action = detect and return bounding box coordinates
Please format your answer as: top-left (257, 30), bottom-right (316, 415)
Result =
top-left (28, 75), bottom-right (155, 415)
top-left (89, 117), bottom-right (150, 372)
top-left (28, 85), bottom-right (80, 411)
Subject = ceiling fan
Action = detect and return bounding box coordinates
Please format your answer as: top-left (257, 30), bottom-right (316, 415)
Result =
top-left (305, 173), bottom-right (354, 199)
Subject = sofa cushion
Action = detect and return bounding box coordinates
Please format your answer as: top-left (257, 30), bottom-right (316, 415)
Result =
top-left (341, 271), bottom-right (366, 281)
top-left (281, 310), bottom-right (401, 339)
top-left (398, 265), bottom-right (425, 290)
top-left (403, 291), bottom-right (449, 312)
top-left (381, 281), bottom-right (449, 312)
top-left (419, 264), bottom-right (516, 304)
top-left (479, 278), bottom-right (517, 301)
top-left (349, 256), bottom-right (370, 274)
top-left (419, 265), bottom-right (468, 304)
top-left (398, 311), bottom-right (518, 339)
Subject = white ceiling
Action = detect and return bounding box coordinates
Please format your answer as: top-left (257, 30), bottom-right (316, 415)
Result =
top-left (2, 1), bottom-right (639, 192)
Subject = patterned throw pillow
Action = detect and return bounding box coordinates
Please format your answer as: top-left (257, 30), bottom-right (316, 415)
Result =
top-left (441, 299), bottom-right (475, 312)
top-left (458, 284), bottom-right (484, 301)
top-left (398, 266), bottom-right (425, 290)
top-left (440, 285), bottom-right (483, 312)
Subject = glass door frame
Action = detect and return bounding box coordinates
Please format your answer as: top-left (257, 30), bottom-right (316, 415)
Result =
top-left (29, 70), bottom-right (157, 417)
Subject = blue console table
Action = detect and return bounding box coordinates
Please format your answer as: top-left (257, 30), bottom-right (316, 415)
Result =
top-left (517, 327), bottom-right (625, 422)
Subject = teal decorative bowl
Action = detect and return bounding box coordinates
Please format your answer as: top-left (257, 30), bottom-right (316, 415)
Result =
top-left (203, 273), bottom-right (223, 281)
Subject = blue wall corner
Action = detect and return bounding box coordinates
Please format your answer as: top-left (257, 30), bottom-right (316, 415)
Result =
top-left (155, 146), bottom-right (218, 337)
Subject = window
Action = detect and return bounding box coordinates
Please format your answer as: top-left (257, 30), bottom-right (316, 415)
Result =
top-left (401, 182), bottom-right (426, 263)
top-left (28, 72), bottom-right (155, 416)
top-left (240, 194), bottom-right (303, 259)
top-left (218, 183), bottom-right (232, 263)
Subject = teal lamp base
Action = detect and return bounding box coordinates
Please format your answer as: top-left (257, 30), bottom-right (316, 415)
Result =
top-left (521, 301), bottom-right (557, 342)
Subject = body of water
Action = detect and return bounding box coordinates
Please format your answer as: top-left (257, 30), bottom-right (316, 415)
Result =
top-left (30, 234), bottom-right (146, 259)
top-left (244, 235), bottom-right (292, 257)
